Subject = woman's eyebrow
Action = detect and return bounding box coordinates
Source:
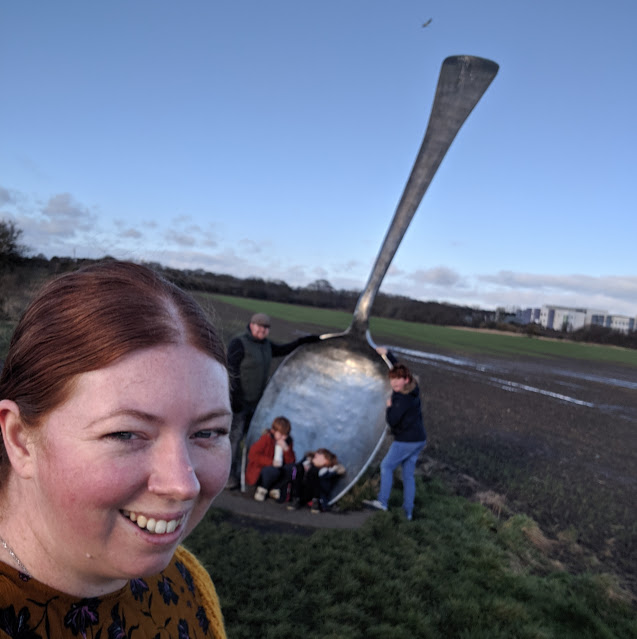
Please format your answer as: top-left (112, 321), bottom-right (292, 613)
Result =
top-left (87, 407), bottom-right (231, 429)
top-left (192, 409), bottom-right (232, 425)
top-left (86, 408), bottom-right (163, 428)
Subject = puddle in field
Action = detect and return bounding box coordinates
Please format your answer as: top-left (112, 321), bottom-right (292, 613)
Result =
top-left (552, 370), bottom-right (637, 391)
top-left (486, 378), bottom-right (595, 407)
top-left (393, 346), bottom-right (636, 412)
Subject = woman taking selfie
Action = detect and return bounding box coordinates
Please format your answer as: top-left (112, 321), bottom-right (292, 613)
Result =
top-left (0, 261), bottom-right (230, 638)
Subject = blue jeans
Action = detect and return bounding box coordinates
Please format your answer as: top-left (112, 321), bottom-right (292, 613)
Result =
top-left (378, 440), bottom-right (426, 518)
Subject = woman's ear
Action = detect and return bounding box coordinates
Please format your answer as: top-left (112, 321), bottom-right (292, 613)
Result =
top-left (0, 399), bottom-right (35, 479)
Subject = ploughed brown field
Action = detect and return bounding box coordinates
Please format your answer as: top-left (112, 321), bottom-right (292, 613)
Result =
top-left (209, 297), bottom-right (637, 595)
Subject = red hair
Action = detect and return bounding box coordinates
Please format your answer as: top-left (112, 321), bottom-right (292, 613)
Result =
top-left (388, 363), bottom-right (413, 382)
top-left (0, 261), bottom-right (227, 478)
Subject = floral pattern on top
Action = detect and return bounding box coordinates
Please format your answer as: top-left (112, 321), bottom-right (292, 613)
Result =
top-left (0, 548), bottom-right (220, 639)
top-left (63, 598), bottom-right (100, 637)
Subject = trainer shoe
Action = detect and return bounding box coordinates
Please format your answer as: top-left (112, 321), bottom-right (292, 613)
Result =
top-left (310, 498), bottom-right (321, 514)
top-left (362, 499), bottom-right (387, 511)
top-left (269, 488), bottom-right (281, 501)
top-left (254, 486), bottom-right (267, 502)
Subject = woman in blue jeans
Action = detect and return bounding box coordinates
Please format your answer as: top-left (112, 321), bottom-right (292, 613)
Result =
top-left (364, 349), bottom-right (427, 520)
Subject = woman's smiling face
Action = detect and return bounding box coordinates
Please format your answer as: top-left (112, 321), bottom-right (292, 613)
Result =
top-left (25, 343), bottom-right (231, 596)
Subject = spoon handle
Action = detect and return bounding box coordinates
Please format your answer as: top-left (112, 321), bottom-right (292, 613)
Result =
top-left (350, 55), bottom-right (499, 337)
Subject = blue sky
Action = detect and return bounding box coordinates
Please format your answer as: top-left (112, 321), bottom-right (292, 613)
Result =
top-left (1, 1), bottom-right (636, 317)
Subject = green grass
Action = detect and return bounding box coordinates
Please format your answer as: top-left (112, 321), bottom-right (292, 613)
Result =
top-left (208, 293), bottom-right (637, 367)
top-left (5, 290), bottom-right (636, 367)
top-left (208, 293), bottom-right (354, 331)
top-left (188, 479), bottom-right (636, 639)
top-left (372, 318), bottom-right (637, 365)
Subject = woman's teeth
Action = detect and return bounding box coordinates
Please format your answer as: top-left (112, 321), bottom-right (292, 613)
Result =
top-left (121, 510), bottom-right (182, 534)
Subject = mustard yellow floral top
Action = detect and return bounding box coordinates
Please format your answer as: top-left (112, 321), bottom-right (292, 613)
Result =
top-left (0, 546), bottom-right (226, 639)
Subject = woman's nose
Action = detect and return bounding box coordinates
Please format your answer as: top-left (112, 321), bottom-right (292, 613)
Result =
top-left (148, 438), bottom-right (200, 501)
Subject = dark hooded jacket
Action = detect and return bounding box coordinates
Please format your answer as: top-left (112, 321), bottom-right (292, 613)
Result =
top-left (386, 378), bottom-right (427, 443)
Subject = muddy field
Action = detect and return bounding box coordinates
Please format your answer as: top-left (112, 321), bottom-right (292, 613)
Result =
top-left (401, 342), bottom-right (637, 587)
top-left (209, 298), bottom-right (637, 594)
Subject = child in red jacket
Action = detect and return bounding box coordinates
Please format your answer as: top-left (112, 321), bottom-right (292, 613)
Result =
top-left (246, 416), bottom-right (296, 501)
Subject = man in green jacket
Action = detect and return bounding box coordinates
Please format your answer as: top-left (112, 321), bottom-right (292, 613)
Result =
top-left (225, 313), bottom-right (319, 489)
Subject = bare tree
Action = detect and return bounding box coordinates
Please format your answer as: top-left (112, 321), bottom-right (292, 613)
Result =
top-left (0, 219), bottom-right (27, 262)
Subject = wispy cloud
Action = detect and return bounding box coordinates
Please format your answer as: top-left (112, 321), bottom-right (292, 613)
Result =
top-left (0, 186), bottom-right (16, 207)
top-left (408, 266), bottom-right (461, 287)
top-left (478, 271), bottom-right (637, 307)
top-left (384, 269), bottom-right (637, 316)
top-left (118, 227), bottom-right (144, 240)
top-left (2, 189), bottom-right (104, 256)
top-left (3, 183), bottom-right (635, 318)
top-left (168, 231), bottom-right (198, 247)
top-left (238, 238), bottom-right (264, 254)
top-left (40, 193), bottom-right (97, 234)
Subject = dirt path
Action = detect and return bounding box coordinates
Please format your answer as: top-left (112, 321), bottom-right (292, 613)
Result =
top-left (211, 488), bottom-right (373, 534)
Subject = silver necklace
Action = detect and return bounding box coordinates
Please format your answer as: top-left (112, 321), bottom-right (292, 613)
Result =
top-left (0, 534), bottom-right (31, 576)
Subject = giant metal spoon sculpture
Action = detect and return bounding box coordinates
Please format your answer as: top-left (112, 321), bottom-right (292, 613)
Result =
top-left (244, 55), bottom-right (499, 502)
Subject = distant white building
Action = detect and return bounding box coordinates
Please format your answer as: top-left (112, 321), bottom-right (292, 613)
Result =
top-left (605, 315), bottom-right (635, 333)
top-left (524, 305), bottom-right (636, 333)
top-left (516, 308), bottom-right (540, 324)
top-left (553, 307), bottom-right (588, 332)
top-left (537, 306), bottom-right (595, 331)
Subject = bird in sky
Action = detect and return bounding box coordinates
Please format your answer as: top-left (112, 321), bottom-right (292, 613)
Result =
top-left (422, 18), bottom-right (433, 28)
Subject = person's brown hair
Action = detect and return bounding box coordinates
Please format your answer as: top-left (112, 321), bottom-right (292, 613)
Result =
top-left (0, 260), bottom-right (227, 479)
top-left (315, 448), bottom-right (337, 466)
top-left (270, 416), bottom-right (291, 436)
top-left (388, 363), bottom-right (413, 382)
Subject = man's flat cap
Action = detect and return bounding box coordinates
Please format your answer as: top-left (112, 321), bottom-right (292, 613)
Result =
top-left (250, 313), bottom-right (271, 327)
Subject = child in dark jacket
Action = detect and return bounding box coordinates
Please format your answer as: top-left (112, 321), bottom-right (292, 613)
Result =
top-left (246, 416), bottom-right (296, 502)
top-left (364, 349), bottom-right (427, 520)
top-left (287, 448), bottom-right (345, 513)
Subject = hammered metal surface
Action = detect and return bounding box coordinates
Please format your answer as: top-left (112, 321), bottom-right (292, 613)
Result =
top-left (245, 334), bottom-right (391, 503)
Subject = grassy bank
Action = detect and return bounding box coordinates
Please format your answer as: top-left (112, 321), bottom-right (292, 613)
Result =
top-left (209, 294), bottom-right (637, 366)
top-left (3, 290), bottom-right (636, 367)
top-left (189, 479), bottom-right (636, 639)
